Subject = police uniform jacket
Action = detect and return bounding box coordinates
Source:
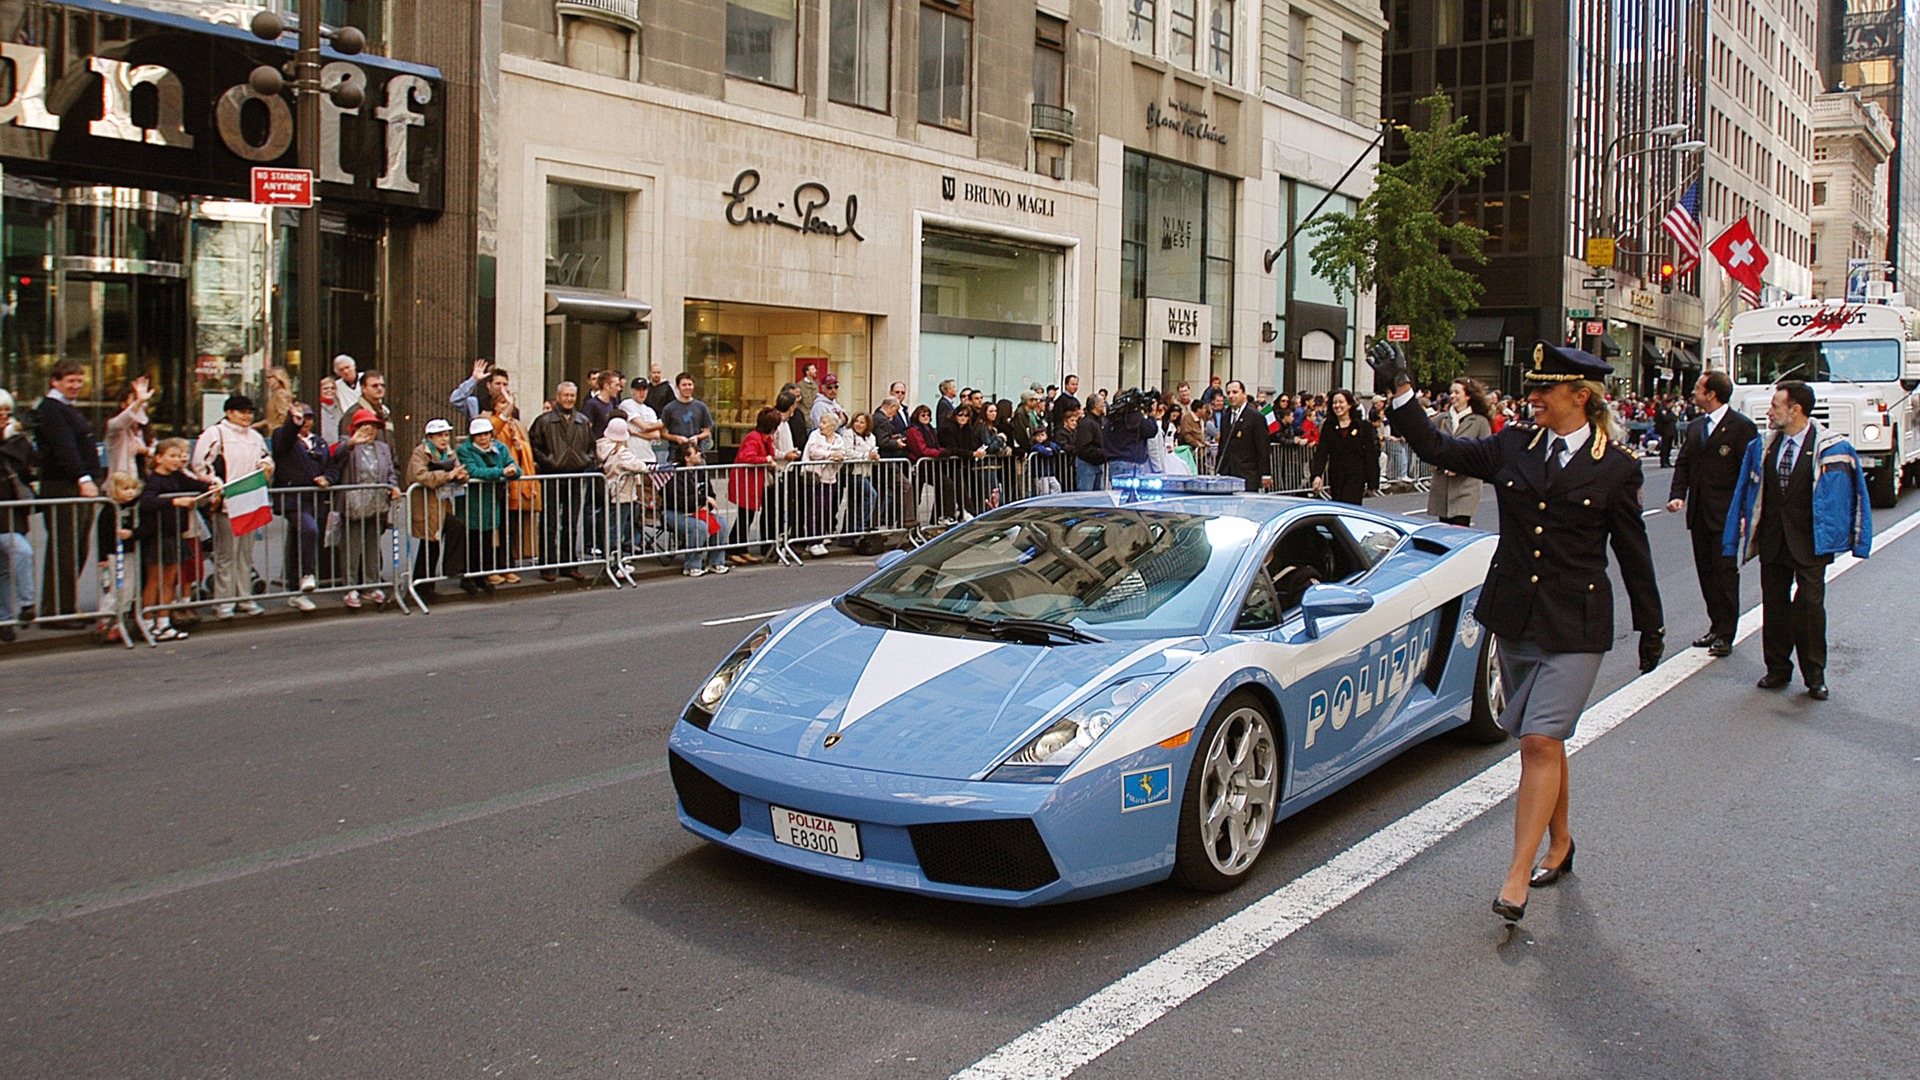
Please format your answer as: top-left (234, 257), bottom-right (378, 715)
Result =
top-left (1667, 407), bottom-right (1758, 535)
top-left (1216, 402), bottom-right (1270, 481)
top-left (1390, 398), bottom-right (1662, 654)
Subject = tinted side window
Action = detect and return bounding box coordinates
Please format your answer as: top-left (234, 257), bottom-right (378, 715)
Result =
top-left (1336, 515), bottom-right (1403, 568)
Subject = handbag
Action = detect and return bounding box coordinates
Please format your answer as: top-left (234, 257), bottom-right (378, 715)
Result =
top-left (694, 507), bottom-right (723, 536)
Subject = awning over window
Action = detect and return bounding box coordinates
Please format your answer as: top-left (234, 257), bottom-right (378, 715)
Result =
top-left (1452, 316), bottom-right (1507, 348)
top-left (1671, 343), bottom-right (1700, 369)
top-left (1591, 334), bottom-right (1622, 357)
top-left (1641, 340), bottom-right (1667, 368)
top-left (545, 288), bottom-right (651, 325)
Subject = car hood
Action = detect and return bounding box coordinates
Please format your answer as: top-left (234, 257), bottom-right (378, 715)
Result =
top-left (707, 604), bottom-right (1181, 780)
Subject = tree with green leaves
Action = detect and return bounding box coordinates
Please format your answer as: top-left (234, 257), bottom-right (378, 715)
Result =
top-left (1309, 89), bottom-right (1507, 386)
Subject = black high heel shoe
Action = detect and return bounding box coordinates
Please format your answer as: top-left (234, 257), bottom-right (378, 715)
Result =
top-left (1491, 895), bottom-right (1527, 922)
top-left (1529, 838), bottom-right (1575, 887)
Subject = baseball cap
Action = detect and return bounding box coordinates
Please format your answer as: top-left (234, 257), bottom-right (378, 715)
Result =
top-left (822, 374), bottom-right (839, 388)
top-left (424, 418), bottom-right (453, 435)
top-left (630, 376), bottom-right (649, 389)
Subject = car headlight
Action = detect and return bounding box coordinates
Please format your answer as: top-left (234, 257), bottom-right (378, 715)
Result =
top-left (998, 676), bottom-right (1165, 773)
top-left (1863, 424), bottom-right (1882, 442)
top-left (684, 625), bottom-right (771, 729)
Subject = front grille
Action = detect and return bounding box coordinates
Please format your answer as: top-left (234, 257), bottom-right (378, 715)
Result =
top-left (670, 753), bottom-right (741, 835)
top-left (910, 819), bottom-right (1060, 892)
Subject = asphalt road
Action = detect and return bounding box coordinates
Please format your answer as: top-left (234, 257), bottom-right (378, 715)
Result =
top-left (3, 470), bottom-right (1916, 1079)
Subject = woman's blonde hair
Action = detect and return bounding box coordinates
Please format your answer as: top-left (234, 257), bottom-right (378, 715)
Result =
top-left (1575, 380), bottom-right (1621, 444)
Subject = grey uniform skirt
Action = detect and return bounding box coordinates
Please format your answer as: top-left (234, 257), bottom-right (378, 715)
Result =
top-left (1494, 638), bottom-right (1606, 740)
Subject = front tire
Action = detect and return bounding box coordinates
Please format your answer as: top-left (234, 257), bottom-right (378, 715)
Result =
top-left (1868, 456), bottom-right (1899, 508)
top-left (1170, 691), bottom-right (1281, 892)
top-left (1453, 632), bottom-right (1508, 744)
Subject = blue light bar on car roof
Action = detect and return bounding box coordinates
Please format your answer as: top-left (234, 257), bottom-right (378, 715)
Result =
top-left (1108, 474), bottom-right (1249, 501)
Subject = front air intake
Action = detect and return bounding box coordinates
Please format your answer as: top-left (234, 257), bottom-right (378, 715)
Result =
top-left (909, 819), bottom-right (1060, 892)
top-left (670, 752), bottom-right (741, 835)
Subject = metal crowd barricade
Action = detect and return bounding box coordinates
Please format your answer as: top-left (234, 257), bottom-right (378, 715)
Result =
top-left (613, 461), bottom-right (774, 576)
top-left (404, 471), bottom-right (612, 610)
top-left (1268, 443), bottom-right (1315, 494)
top-left (133, 481), bottom-right (409, 640)
top-left (0, 495), bottom-right (134, 648)
top-left (776, 457), bottom-right (914, 562)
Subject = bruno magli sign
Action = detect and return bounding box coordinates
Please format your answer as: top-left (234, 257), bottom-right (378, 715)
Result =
top-left (0, 0), bottom-right (445, 215)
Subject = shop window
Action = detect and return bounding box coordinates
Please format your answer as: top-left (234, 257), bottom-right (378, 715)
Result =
top-left (684, 301), bottom-right (871, 448)
top-left (919, 231), bottom-right (1061, 408)
top-left (1121, 151), bottom-right (1235, 389)
top-left (727, 0), bottom-right (797, 90)
top-left (1287, 10), bottom-right (1308, 98)
top-left (919, 2), bottom-right (972, 131)
top-left (546, 182), bottom-right (625, 293)
top-left (1169, 0), bottom-right (1196, 71)
top-left (830, 0), bottom-right (890, 112)
top-left (1129, 0), bottom-right (1157, 50)
top-left (1208, 0), bottom-right (1234, 82)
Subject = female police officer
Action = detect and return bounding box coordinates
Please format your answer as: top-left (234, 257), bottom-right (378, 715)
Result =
top-left (1368, 340), bottom-right (1665, 922)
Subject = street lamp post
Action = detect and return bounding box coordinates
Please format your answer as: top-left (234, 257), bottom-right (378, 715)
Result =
top-left (1587, 124), bottom-right (1701, 374)
top-left (249, 4), bottom-right (367, 381)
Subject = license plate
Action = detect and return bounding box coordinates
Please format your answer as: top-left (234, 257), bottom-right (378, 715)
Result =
top-left (769, 805), bottom-right (863, 861)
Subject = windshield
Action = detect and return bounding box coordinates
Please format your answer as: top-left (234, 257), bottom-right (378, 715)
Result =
top-left (1734, 338), bottom-right (1902, 384)
top-left (849, 506), bottom-right (1261, 638)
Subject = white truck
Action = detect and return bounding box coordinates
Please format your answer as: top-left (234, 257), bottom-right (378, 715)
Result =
top-left (1726, 290), bottom-right (1920, 508)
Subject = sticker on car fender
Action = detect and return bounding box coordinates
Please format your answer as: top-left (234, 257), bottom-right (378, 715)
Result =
top-left (769, 805), bottom-right (863, 860)
top-left (1121, 766), bottom-right (1174, 812)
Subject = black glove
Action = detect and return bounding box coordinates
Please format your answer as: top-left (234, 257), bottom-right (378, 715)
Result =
top-left (1366, 340), bottom-right (1412, 388)
top-left (1638, 629), bottom-right (1665, 674)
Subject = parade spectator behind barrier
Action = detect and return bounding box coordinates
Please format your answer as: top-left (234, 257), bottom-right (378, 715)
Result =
top-left (583, 371), bottom-right (622, 439)
top-left (456, 417), bottom-right (519, 591)
top-left (1102, 390), bottom-right (1158, 482)
top-left (802, 410), bottom-right (853, 556)
top-left (597, 416), bottom-right (653, 560)
top-left (260, 366), bottom-right (294, 434)
top-left (322, 354), bottom-right (365, 443)
top-left (661, 373), bottom-right (715, 454)
top-left (359, 371), bottom-right (393, 429)
top-left (527, 381), bottom-right (595, 582)
top-left (936, 402), bottom-right (987, 521)
top-left (730, 407), bottom-right (780, 563)
top-left (873, 394), bottom-right (909, 459)
top-left (1049, 374), bottom-right (1082, 436)
top-left (406, 418), bottom-right (470, 601)
top-left (661, 440), bottom-right (729, 576)
top-left (135, 438), bottom-right (213, 642)
top-left (844, 412), bottom-right (883, 541)
top-left (935, 378), bottom-right (960, 430)
top-left (332, 408), bottom-right (400, 610)
top-left (643, 362), bottom-right (674, 416)
top-left (35, 360), bottom-right (103, 625)
top-left (105, 375), bottom-right (154, 478)
top-left (317, 376), bottom-right (340, 442)
top-left (192, 394), bottom-right (273, 619)
top-left (1175, 382), bottom-right (1208, 451)
top-left (271, 402), bottom-right (332, 607)
top-left (451, 359), bottom-right (511, 423)
top-left (794, 361), bottom-right (821, 419)
top-left (578, 372), bottom-right (624, 555)
top-left (620, 376), bottom-right (668, 464)
top-left (92, 471), bottom-right (141, 640)
top-left (485, 390), bottom-right (537, 584)
top-left (904, 402), bottom-right (945, 523)
top-left (1310, 389), bottom-right (1380, 505)
top-left (1071, 398), bottom-right (1108, 493)
top-left (1007, 391), bottom-right (1044, 454)
top-left (0, 390), bottom-right (38, 639)
top-left (809, 373), bottom-right (850, 433)
top-left (1430, 379), bottom-right (1493, 525)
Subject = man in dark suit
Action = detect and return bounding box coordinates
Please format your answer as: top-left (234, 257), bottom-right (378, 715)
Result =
top-left (1048, 374), bottom-right (1081, 436)
top-left (1664, 370), bottom-right (1758, 656)
top-left (1725, 380), bottom-right (1871, 701)
top-left (35, 360), bottom-right (104, 622)
top-left (1215, 380), bottom-right (1270, 492)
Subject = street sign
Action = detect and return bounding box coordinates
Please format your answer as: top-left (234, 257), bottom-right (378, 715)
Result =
top-left (1585, 237), bottom-right (1616, 268)
top-left (1567, 308), bottom-right (1592, 318)
top-left (251, 167), bottom-right (313, 208)
top-left (1585, 320), bottom-right (1606, 336)
top-left (1385, 324), bottom-right (1411, 342)
top-left (1581, 276), bottom-right (1614, 291)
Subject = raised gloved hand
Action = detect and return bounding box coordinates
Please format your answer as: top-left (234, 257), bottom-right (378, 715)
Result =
top-left (1366, 340), bottom-right (1412, 389)
top-left (1638, 629), bottom-right (1666, 674)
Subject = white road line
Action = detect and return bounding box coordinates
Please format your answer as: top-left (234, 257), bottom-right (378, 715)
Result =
top-left (702, 609), bottom-right (788, 626)
top-left (954, 509), bottom-right (1920, 1080)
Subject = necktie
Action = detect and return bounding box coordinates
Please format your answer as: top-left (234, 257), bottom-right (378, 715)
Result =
top-left (1702, 415), bottom-right (1715, 441)
top-left (1777, 437), bottom-right (1796, 490)
top-left (1546, 437), bottom-right (1566, 480)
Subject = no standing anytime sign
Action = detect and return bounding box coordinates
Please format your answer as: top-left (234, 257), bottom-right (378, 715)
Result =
top-left (251, 168), bottom-right (314, 209)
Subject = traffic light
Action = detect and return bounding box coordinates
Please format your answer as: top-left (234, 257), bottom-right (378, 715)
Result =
top-left (1659, 260), bottom-right (1677, 294)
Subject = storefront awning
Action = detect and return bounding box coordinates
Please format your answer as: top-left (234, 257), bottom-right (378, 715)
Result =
top-left (1592, 334), bottom-right (1622, 357)
top-left (1671, 344), bottom-right (1700, 369)
top-left (1641, 340), bottom-right (1667, 368)
top-left (1452, 316), bottom-right (1507, 348)
top-left (545, 288), bottom-right (651, 325)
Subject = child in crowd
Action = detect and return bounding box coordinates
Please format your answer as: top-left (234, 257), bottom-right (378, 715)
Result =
top-left (91, 471), bottom-right (142, 643)
top-left (138, 438), bottom-right (215, 641)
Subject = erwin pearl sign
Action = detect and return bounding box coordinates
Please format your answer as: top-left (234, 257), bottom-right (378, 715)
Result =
top-left (0, 0), bottom-right (445, 214)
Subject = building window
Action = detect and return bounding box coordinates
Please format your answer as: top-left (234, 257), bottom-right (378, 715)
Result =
top-left (830, 0), bottom-right (890, 111)
top-left (1034, 15), bottom-right (1066, 107)
top-left (558, 1), bottom-right (641, 82)
top-left (1170, 0), bottom-right (1197, 70)
top-left (1208, 0), bottom-right (1235, 81)
top-left (547, 182), bottom-right (625, 293)
top-left (1129, 0), bottom-right (1157, 49)
top-left (1120, 151), bottom-right (1235, 391)
top-left (1287, 10), bottom-right (1308, 98)
top-left (726, 0), bottom-right (797, 89)
top-left (1812, 181), bottom-right (1828, 205)
top-left (919, 2), bottom-right (972, 131)
top-left (1436, 0), bottom-right (1457, 46)
top-left (1340, 35), bottom-right (1358, 118)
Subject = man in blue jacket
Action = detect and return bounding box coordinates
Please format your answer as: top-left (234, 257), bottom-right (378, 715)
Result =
top-left (1723, 380), bottom-right (1873, 701)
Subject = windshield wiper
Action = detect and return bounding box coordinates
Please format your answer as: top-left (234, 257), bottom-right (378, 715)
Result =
top-left (839, 592), bottom-right (902, 629)
top-left (888, 605), bottom-right (1108, 645)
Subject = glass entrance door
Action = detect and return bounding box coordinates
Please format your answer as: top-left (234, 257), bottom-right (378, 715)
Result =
top-left (58, 275), bottom-right (189, 437)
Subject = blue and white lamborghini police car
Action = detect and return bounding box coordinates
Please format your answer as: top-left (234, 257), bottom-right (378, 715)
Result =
top-left (668, 480), bottom-right (1504, 905)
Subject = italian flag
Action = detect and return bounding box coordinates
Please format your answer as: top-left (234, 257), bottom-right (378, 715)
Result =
top-left (1259, 402), bottom-right (1281, 435)
top-left (223, 468), bottom-right (273, 535)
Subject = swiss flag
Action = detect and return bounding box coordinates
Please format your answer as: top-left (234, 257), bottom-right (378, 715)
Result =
top-left (1708, 218), bottom-right (1770, 293)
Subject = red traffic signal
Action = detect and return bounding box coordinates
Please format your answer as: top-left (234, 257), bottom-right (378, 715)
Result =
top-left (1659, 260), bottom-right (1677, 294)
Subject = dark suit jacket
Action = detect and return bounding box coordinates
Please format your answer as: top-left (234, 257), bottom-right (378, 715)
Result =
top-left (1216, 403), bottom-right (1271, 481)
top-left (1391, 398), bottom-right (1663, 653)
top-left (1757, 430), bottom-right (1821, 567)
top-left (1668, 408), bottom-right (1758, 535)
top-left (35, 394), bottom-right (104, 486)
top-left (1048, 392), bottom-right (1080, 434)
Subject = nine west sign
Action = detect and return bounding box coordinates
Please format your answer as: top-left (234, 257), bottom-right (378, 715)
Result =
top-left (0, 0), bottom-right (445, 214)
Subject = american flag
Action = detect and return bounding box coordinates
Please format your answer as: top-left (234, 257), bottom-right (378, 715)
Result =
top-left (1661, 181), bottom-right (1703, 272)
top-left (1738, 283), bottom-right (1761, 308)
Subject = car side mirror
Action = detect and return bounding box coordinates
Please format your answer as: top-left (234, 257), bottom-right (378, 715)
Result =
top-left (874, 548), bottom-right (909, 571)
top-left (1299, 583), bottom-right (1373, 639)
